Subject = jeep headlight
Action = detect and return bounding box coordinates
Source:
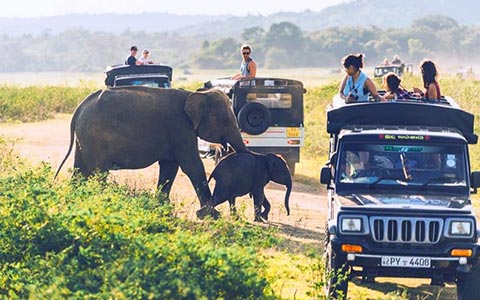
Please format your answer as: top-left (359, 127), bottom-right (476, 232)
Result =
top-left (341, 217), bottom-right (363, 232)
top-left (342, 218), bottom-right (362, 232)
top-left (450, 221), bottom-right (472, 236)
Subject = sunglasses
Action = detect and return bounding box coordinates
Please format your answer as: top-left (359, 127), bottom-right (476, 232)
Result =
top-left (242, 52), bottom-right (250, 55)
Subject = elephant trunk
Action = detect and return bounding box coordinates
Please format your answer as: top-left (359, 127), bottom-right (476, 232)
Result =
top-left (226, 129), bottom-right (248, 153)
top-left (284, 177), bottom-right (292, 216)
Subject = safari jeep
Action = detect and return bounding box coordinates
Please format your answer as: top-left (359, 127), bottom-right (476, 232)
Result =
top-left (320, 94), bottom-right (480, 300)
top-left (204, 77), bottom-right (305, 175)
top-left (373, 63), bottom-right (413, 78)
top-left (104, 64), bottom-right (173, 88)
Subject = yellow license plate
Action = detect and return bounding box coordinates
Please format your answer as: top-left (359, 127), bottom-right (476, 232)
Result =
top-left (286, 127), bottom-right (300, 138)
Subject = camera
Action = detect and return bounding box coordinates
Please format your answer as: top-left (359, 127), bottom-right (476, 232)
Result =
top-left (346, 91), bottom-right (358, 103)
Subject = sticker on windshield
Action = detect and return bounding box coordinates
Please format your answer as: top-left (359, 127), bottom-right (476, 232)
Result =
top-left (384, 146), bottom-right (423, 152)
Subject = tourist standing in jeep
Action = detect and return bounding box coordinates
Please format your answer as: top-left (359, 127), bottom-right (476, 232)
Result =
top-left (339, 53), bottom-right (382, 103)
top-left (232, 43), bottom-right (257, 80)
top-left (125, 45), bottom-right (142, 66)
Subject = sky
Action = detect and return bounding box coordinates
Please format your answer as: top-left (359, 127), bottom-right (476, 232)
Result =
top-left (3, 0), bottom-right (348, 18)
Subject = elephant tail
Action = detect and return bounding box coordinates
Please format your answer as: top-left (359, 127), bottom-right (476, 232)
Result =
top-left (54, 90), bottom-right (103, 179)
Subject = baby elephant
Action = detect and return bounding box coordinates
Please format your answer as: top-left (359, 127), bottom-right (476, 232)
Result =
top-left (208, 152), bottom-right (292, 222)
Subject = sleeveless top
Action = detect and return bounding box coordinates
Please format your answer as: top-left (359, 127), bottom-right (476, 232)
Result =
top-left (425, 82), bottom-right (441, 100)
top-left (343, 71), bottom-right (369, 102)
top-left (240, 57), bottom-right (253, 77)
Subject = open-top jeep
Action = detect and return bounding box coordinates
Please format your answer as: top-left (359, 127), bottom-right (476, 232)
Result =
top-left (104, 64), bottom-right (173, 88)
top-left (373, 63), bottom-right (413, 78)
top-left (204, 77), bottom-right (305, 175)
top-left (320, 94), bottom-right (480, 299)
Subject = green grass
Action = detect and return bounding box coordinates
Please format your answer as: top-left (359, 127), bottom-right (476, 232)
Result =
top-left (2, 74), bottom-right (480, 299)
top-left (0, 85), bottom-right (94, 122)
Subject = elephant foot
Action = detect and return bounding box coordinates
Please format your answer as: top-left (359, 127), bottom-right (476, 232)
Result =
top-left (253, 215), bottom-right (267, 223)
top-left (196, 206), bottom-right (221, 220)
top-left (261, 212), bottom-right (269, 221)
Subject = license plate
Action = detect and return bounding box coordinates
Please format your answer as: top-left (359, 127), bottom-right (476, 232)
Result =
top-left (286, 127), bottom-right (300, 138)
top-left (381, 256), bottom-right (431, 268)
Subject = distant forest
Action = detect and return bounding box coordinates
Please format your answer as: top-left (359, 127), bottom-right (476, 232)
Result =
top-left (1, 15), bottom-right (478, 72)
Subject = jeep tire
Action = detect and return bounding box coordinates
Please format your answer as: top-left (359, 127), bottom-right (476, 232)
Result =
top-left (324, 225), bottom-right (348, 300)
top-left (457, 262), bottom-right (480, 300)
top-left (237, 102), bottom-right (271, 135)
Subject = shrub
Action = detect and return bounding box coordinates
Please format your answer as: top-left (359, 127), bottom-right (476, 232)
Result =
top-left (0, 164), bottom-right (277, 299)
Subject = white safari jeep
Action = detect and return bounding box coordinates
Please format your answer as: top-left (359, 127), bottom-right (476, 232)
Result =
top-left (202, 77), bottom-right (305, 175)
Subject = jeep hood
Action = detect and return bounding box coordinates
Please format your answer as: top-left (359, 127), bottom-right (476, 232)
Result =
top-left (338, 193), bottom-right (470, 210)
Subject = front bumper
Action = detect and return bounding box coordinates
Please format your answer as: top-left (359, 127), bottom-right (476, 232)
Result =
top-left (331, 236), bottom-right (480, 280)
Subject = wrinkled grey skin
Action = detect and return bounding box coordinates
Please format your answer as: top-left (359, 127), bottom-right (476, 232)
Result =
top-left (208, 152), bottom-right (292, 222)
top-left (55, 86), bottom-right (248, 216)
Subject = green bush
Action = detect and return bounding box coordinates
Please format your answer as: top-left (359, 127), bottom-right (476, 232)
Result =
top-left (0, 85), bottom-right (93, 122)
top-left (0, 164), bottom-right (277, 300)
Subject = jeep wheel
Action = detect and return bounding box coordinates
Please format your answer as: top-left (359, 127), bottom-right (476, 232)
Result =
top-left (457, 262), bottom-right (480, 300)
top-left (237, 102), bottom-right (271, 135)
top-left (324, 227), bottom-right (348, 300)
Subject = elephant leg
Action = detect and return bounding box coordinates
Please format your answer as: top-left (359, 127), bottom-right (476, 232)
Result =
top-left (228, 198), bottom-right (237, 216)
top-left (212, 186), bottom-right (228, 206)
top-left (179, 158), bottom-right (212, 207)
top-left (251, 191), bottom-right (266, 222)
top-left (178, 157), bottom-right (218, 220)
top-left (73, 146), bottom-right (87, 177)
top-left (261, 197), bottom-right (271, 221)
top-left (73, 142), bottom-right (107, 179)
top-left (158, 160), bottom-right (179, 196)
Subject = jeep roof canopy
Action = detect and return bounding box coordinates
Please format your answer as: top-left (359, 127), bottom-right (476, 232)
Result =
top-left (327, 99), bottom-right (477, 144)
top-left (104, 64), bottom-right (173, 87)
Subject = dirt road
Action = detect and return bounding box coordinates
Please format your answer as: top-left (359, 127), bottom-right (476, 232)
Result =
top-left (0, 114), bottom-right (326, 246)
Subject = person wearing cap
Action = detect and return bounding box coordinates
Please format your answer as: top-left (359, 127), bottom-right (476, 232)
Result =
top-left (125, 46), bottom-right (142, 66)
top-left (138, 49), bottom-right (154, 65)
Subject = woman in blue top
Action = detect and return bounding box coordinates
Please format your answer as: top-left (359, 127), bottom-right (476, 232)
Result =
top-left (339, 53), bottom-right (382, 103)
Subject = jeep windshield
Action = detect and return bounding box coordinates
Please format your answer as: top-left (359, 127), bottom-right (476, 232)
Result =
top-left (336, 140), bottom-right (468, 194)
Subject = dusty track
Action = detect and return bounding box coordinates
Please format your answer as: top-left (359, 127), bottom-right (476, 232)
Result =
top-left (0, 114), bottom-right (326, 247)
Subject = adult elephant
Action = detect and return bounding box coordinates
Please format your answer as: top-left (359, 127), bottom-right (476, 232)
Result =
top-left (55, 86), bottom-right (248, 217)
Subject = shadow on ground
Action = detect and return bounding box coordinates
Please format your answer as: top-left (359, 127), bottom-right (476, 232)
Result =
top-left (267, 221), bottom-right (324, 255)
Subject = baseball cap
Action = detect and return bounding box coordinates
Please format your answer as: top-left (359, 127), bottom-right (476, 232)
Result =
top-left (130, 46), bottom-right (138, 51)
top-left (143, 49), bottom-right (149, 53)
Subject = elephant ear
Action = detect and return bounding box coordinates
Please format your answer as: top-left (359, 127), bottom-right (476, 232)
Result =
top-left (184, 92), bottom-right (206, 131)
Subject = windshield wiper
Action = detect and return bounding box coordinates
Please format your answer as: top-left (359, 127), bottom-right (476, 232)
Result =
top-left (400, 153), bottom-right (412, 181)
top-left (420, 176), bottom-right (461, 190)
top-left (368, 176), bottom-right (408, 189)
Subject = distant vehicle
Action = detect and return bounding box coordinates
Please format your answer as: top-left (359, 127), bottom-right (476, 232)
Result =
top-left (202, 77), bottom-right (305, 175)
top-left (104, 64), bottom-right (173, 88)
top-left (374, 63), bottom-right (413, 78)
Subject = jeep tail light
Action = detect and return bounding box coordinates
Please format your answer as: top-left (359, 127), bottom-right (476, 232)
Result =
top-left (287, 140), bottom-right (300, 145)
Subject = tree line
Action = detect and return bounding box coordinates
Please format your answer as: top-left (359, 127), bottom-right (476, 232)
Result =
top-left (0, 15), bottom-right (477, 72)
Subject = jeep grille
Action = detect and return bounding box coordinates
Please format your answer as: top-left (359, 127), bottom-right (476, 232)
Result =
top-left (370, 217), bottom-right (443, 244)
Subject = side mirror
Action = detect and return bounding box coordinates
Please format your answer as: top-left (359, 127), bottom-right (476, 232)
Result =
top-left (320, 167), bottom-right (332, 185)
top-left (470, 171), bottom-right (480, 193)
